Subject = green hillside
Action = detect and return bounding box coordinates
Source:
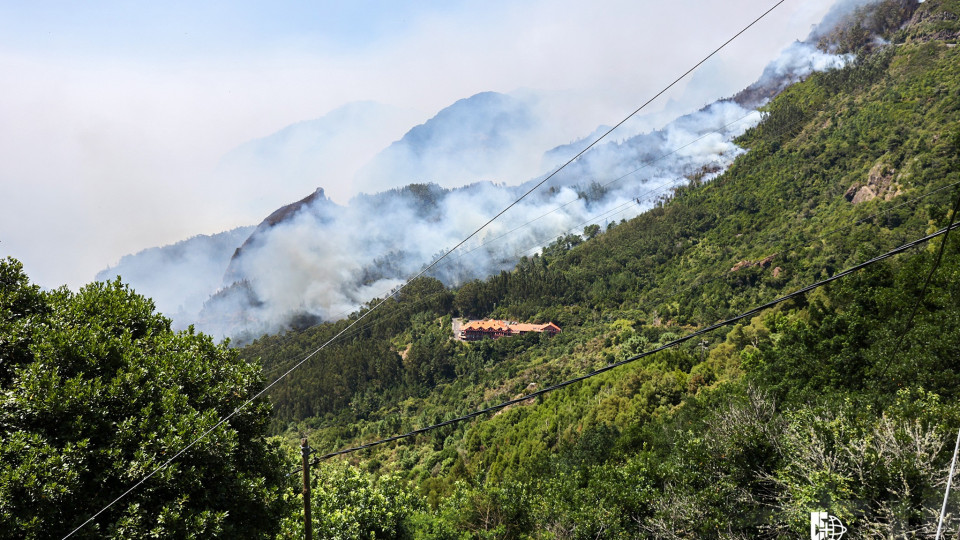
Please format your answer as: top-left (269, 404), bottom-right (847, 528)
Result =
top-left (5, 1), bottom-right (960, 538)
top-left (239, 1), bottom-right (960, 536)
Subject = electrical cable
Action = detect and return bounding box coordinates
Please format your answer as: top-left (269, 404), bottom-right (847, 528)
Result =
top-left (297, 222), bottom-right (959, 467)
top-left (261, 176), bottom-right (960, 389)
top-left (61, 4), bottom-right (790, 536)
top-left (261, 195), bottom-right (649, 384)
top-left (274, 170), bottom-right (960, 473)
top-left (260, 100), bottom-right (807, 359)
top-left (265, 100), bottom-right (960, 441)
top-left (251, 3), bottom-right (805, 395)
top-left (276, 182), bottom-right (960, 468)
top-left (261, 195), bottom-right (646, 384)
top-left (255, 95), bottom-right (760, 382)
top-left (261, 155), bottom-right (721, 384)
top-left (243, 8), bottom-right (784, 344)
top-left (438, 110), bottom-right (763, 266)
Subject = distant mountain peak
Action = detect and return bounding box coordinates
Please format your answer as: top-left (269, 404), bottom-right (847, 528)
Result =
top-left (352, 91), bottom-right (553, 194)
top-left (217, 101), bottom-right (421, 204)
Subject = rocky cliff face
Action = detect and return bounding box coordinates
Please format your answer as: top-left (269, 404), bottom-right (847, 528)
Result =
top-left (223, 187), bottom-right (337, 284)
top-left (845, 162), bottom-right (903, 204)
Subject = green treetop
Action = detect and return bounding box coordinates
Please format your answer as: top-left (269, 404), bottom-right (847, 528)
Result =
top-left (0, 258), bottom-right (291, 539)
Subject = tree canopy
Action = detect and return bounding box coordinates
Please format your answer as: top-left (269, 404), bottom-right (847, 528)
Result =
top-left (0, 258), bottom-right (290, 539)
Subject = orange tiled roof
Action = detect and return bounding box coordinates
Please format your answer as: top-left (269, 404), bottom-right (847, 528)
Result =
top-left (462, 320), bottom-right (561, 333)
top-left (539, 322), bottom-right (561, 333)
top-left (507, 323), bottom-right (542, 332)
top-left (462, 319), bottom-right (510, 331)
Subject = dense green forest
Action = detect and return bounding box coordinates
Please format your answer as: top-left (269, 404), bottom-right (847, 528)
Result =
top-left (238, 0), bottom-right (960, 536)
top-left (3, 0), bottom-right (960, 537)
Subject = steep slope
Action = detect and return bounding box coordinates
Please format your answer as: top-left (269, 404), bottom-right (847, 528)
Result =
top-left (213, 33), bottom-right (856, 341)
top-left (252, 0), bottom-right (960, 434)
top-left (243, 1), bottom-right (960, 536)
top-left (104, 13), bottom-right (860, 342)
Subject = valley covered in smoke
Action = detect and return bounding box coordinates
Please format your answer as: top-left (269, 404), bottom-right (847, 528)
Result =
top-left (100, 18), bottom-right (859, 342)
top-left (95, 226), bottom-right (255, 324)
top-left (197, 116), bottom-right (782, 339)
top-left (204, 98), bottom-right (758, 341)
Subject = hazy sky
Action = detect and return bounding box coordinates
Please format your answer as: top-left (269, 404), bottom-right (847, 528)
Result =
top-left (0, 0), bottom-right (838, 290)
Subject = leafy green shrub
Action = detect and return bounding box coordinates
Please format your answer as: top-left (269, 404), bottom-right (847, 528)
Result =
top-left (0, 258), bottom-right (290, 539)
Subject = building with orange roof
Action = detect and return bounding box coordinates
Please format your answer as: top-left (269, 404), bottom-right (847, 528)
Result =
top-left (459, 319), bottom-right (561, 341)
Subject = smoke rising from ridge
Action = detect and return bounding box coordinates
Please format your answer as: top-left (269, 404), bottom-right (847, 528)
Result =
top-left (4, 0), bottom-right (854, 292)
top-left (95, 226), bottom-right (255, 327)
top-left (93, 3), bottom-right (869, 342)
top-left (198, 100), bottom-right (765, 339)
top-left (195, 34), bottom-right (859, 340)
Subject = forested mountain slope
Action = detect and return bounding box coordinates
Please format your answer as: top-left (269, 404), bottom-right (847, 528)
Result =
top-left (238, 0), bottom-right (960, 536)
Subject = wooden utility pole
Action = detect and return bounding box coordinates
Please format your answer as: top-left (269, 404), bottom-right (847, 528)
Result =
top-left (301, 438), bottom-right (313, 540)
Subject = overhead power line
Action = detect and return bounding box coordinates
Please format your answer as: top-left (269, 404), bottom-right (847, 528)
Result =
top-left (264, 96), bottom-right (824, 368)
top-left (439, 110), bottom-right (763, 266)
top-left (877, 186), bottom-right (960, 382)
top-left (262, 175), bottom-right (960, 389)
top-left (281, 108), bottom-right (813, 363)
top-left (303, 222), bottom-right (960, 465)
top-left (62, 3), bottom-right (789, 536)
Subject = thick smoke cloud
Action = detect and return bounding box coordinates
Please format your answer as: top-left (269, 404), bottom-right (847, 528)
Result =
top-left (759, 41), bottom-right (855, 84)
top-left (103, 6), bottom-right (865, 342)
top-left (194, 35), bottom-right (858, 341)
top-left (96, 226), bottom-right (254, 327)
top-left (197, 98), bottom-right (766, 340)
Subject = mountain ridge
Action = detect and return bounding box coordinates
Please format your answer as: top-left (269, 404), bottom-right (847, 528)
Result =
top-left (99, 0), bottom-right (902, 343)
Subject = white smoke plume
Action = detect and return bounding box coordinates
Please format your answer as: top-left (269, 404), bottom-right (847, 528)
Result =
top-left (197, 98), bottom-right (766, 340)
top-left (105, 23), bottom-right (860, 342)
top-left (96, 226), bottom-right (254, 327)
top-left (196, 34), bottom-right (859, 341)
top-left (761, 41), bottom-right (855, 82)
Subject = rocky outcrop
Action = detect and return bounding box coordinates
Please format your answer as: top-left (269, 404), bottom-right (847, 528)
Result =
top-left (904, 3), bottom-right (960, 44)
top-left (731, 254), bottom-right (776, 272)
top-left (224, 187), bottom-right (337, 283)
top-left (844, 162), bottom-right (902, 204)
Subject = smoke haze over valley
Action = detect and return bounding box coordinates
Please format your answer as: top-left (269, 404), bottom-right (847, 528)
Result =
top-left (8, 0), bottom-right (960, 535)
top-left (0, 0), bottom-right (846, 293)
top-left (1, 0), bottom-right (880, 341)
top-left (100, 20), bottom-right (860, 340)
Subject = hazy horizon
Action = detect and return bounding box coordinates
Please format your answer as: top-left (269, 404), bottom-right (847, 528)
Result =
top-left (0, 0), bottom-right (841, 290)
